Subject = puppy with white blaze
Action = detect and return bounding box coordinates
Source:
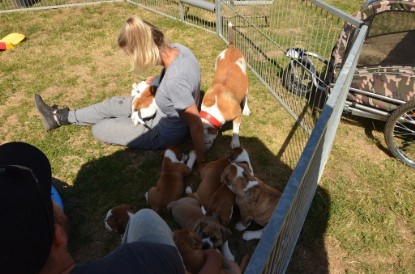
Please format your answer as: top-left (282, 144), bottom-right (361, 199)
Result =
top-left (130, 80), bottom-right (158, 126)
top-left (200, 22), bottom-right (250, 151)
top-left (221, 162), bottom-right (281, 240)
top-left (167, 196), bottom-right (235, 262)
top-left (104, 204), bottom-right (135, 236)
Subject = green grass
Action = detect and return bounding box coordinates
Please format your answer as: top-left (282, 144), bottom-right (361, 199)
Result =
top-left (1, 1), bottom-right (414, 273)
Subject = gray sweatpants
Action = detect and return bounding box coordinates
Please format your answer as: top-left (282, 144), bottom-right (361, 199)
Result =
top-left (122, 208), bottom-right (175, 246)
top-left (67, 96), bottom-right (165, 149)
top-left (121, 208), bottom-right (185, 268)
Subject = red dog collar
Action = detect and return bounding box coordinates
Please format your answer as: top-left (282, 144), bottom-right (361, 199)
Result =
top-left (199, 111), bottom-right (223, 129)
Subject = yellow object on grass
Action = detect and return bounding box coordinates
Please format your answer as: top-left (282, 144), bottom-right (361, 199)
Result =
top-left (0, 33), bottom-right (26, 51)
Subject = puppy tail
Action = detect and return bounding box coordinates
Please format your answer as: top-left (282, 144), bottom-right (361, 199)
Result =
top-left (228, 21), bottom-right (235, 45)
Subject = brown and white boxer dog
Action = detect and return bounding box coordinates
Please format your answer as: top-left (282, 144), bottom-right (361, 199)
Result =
top-left (200, 22), bottom-right (250, 151)
top-left (188, 147), bottom-right (252, 227)
top-left (104, 204), bottom-right (135, 235)
top-left (167, 196), bottom-right (235, 261)
top-left (131, 80), bottom-right (157, 126)
top-left (221, 162), bottom-right (281, 240)
top-left (173, 228), bottom-right (250, 274)
top-left (145, 146), bottom-right (196, 214)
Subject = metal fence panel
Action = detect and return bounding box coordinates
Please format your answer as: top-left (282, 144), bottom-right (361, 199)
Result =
top-left (0, 0), bottom-right (367, 272)
top-left (244, 25), bottom-right (368, 273)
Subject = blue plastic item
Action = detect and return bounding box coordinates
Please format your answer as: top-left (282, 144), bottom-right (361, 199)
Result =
top-left (51, 185), bottom-right (64, 211)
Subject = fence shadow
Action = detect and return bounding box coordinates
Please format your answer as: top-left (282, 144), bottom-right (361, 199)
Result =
top-left (52, 132), bottom-right (329, 272)
top-left (286, 186), bottom-right (330, 273)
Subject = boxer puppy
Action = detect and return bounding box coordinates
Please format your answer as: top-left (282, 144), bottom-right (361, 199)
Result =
top-left (146, 146), bottom-right (196, 214)
top-left (221, 162), bottom-right (282, 240)
top-left (189, 147), bottom-right (251, 227)
top-left (131, 80), bottom-right (157, 126)
top-left (173, 228), bottom-right (250, 274)
top-left (188, 157), bottom-right (233, 226)
top-left (200, 22), bottom-right (250, 151)
top-left (104, 204), bottom-right (134, 235)
top-left (167, 196), bottom-right (235, 261)
top-left (173, 228), bottom-right (205, 274)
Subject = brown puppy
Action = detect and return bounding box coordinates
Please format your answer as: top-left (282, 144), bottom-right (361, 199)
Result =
top-left (173, 228), bottom-right (205, 274)
top-left (189, 157), bottom-right (233, 226)
top-left (131, 81), bottom-right (158, 126)
top-left (167, 196), bottom-right (234, 261)
top-left (189, 147), bottom-right (252, 227)
top-left (146, 146), bottom-right (196, 214)
top-left (221, 162), bottom-right (282, 240)
top-left (173, 228), bottom-right (250, 274)
top-left (200, 22), bottom-right (250, 151)
top-left (104, 204), bottom-right (134, 235)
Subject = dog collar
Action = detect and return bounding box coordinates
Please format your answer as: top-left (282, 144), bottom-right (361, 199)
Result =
top-left (199, 111), bottom-right (223, 129)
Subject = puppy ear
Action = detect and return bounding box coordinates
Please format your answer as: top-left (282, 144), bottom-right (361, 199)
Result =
top-left (149, 85), bottom-right (157, 95)
top-left (242, 167), bottom-right (255, 180)
top-left (228, 146), bottom-right (243, 161)
top-left (190, 232), bottom-right (202, 249)
top-left (116, 213), bottom-right (130, 235)
top-left (220, 164), bottom-right (236, 184)
top-left (220, 226), bottom-right (232, 241)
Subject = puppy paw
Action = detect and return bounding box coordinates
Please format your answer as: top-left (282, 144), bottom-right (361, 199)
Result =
top-left (131, 111), bottom-right (144, 126)
top-left (242, 106), bottom-right (250, 116)
top-left (235, 221), bottom-right (248, 231)
top-left (242, 229), bottom-right (263, 241)
top-left (186, 150), bottom-right (197, 169)
top-left (230, 136), bottom-right (240, 149)
top-left (185, 186), bottom-right (192, 194)
top-left (221, 241), bottom-right (235, 261)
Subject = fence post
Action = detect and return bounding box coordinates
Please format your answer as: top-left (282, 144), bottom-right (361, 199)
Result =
top-left (215, 0), bottom-right (222, 37)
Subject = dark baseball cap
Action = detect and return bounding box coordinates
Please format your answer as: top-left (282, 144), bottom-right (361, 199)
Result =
top-left (0, 142), bottom-right (54, 274)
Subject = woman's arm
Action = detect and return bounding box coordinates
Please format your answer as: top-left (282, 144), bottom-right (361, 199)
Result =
top-left (181, 104), bottom-right (205, 167)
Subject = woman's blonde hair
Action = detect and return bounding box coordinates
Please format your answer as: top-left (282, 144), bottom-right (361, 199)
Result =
top-left (118, 16), bottom-right (166, 76)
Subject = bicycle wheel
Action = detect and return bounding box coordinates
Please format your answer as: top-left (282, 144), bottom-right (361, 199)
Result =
top-left (282, 62), bottom-right (312, 97)
top-left (384, 99), bottom-right (415, 168)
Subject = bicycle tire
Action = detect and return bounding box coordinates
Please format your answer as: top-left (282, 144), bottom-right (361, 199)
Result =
top-left (384, 99), bottom-right (415, 168)
top-left (282, 62), bottom-right (311, 97)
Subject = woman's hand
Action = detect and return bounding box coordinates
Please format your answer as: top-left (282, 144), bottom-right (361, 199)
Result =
top-left (145, 76), bottom-right (156, 84)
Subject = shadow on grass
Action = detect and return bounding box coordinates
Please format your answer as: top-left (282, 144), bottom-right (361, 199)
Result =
top-left (54, 133), bottom-right (330, 272)
top-left (287, 186), bottom-right (331, 273)
top-left (341, 114), bottom-right (391, 157)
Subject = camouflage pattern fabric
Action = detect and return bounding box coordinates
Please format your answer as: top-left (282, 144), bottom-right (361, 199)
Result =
top-left (327, 0), bottom-right (415, 111)
top-left (348, 66), bottom-right (415, 111)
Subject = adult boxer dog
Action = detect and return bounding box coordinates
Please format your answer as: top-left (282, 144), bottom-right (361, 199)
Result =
top-left (130, 80), bottom-right (157, 126)
top-left (104, 204), bottom-right (134, 235)
top-left (188, 147), bottom-right (253, 226)
top-left (221, 162), bottom-right (281, 240)
top-left (200, 22), bottom-right (250, 151)
top-left (146, 146), bottom-right (196, 214)
top-left (167, 196), bottom-right (235, 261)
top-left (173, 228), bottom-right (250, 274)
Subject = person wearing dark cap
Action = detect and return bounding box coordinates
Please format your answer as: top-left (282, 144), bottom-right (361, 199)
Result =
top-left (0, 142), bottom-right (223, 274)
top-left (0, 142), bottom-right (186, 274)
